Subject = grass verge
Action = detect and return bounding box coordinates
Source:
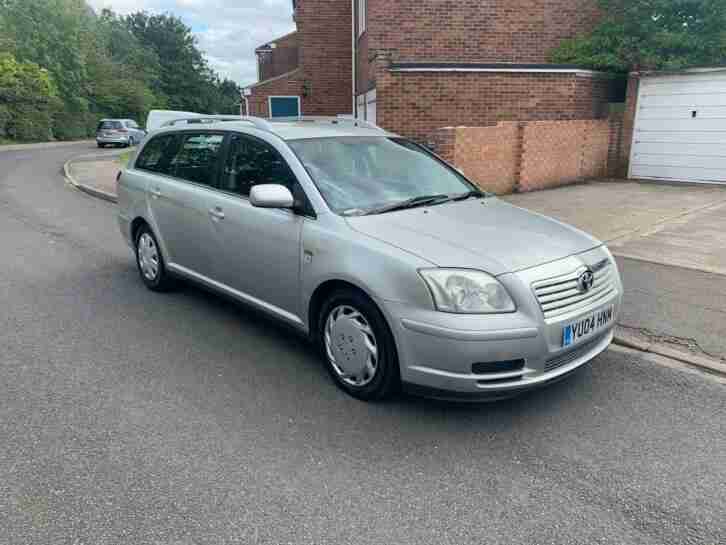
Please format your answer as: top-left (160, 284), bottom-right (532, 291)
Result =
top-left (117, 149), bottom-right (132, 168)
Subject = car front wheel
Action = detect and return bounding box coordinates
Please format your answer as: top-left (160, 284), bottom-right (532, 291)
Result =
top-left (318, 289), bottom-right (400, 401)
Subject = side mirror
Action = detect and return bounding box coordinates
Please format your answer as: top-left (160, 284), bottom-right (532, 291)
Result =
top-left (249, 184), bottom-right (294, 209)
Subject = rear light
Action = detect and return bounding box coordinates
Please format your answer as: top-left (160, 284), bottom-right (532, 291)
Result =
top-left (118, 129), bottom-right (128, 133)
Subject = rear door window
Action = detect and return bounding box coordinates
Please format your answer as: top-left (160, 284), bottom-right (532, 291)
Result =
top-left (167, 133), bottom-right (225, 187)
top-left (135, 134), bottom-right (179, 175)
top-left (98, 120), bottom-right (123, 131)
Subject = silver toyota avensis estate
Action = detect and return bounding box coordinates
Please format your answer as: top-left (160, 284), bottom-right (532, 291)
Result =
top-left (117, 116), bottom-right (623, 402)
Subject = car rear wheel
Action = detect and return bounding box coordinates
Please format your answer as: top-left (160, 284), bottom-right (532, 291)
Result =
top-left (135, 225), bottom-right (175, 292)
top-left (97, 143), bottom-right (105, 148)
top-left (318, 289), bottom-right (400, 401)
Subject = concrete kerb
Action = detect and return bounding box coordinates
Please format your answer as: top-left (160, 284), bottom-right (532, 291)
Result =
top-left (613, 330), bottom-right (726, 378)
top-left (63, 156), bottom-right (118, 204)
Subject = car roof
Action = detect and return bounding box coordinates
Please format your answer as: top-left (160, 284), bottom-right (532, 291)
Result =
top-left (149, 119), bottom-right (396, 141)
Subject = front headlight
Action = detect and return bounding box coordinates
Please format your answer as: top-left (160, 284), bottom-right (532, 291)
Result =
top-left (419, 269), bottom-right (516, 314)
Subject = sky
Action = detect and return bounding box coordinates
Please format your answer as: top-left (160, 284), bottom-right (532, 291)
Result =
top-left (86, 0), bottom-right (296, 87)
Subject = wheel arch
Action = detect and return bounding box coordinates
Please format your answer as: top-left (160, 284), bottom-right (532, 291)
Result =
top-left (307, 279), bottom-right (380, 340)
top-left (130, 216), bottom-right (149, 245)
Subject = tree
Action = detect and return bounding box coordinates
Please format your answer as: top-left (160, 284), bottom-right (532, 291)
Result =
top-left (550, 0), bottom-right (726, 72)
top-left (216, 78), bottom-right (242, 115)
top-left (124, 12), bottom-right (214, 112)
top-left (0, 1), bottom-right (241, 141)
top-left (0, 52), bottom-right (60, 140)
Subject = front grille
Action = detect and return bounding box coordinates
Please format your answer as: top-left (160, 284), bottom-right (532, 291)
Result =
top-left (545, 334), bottom-right (606, 372)
top-left (533, 259), bottom-right (616, 320)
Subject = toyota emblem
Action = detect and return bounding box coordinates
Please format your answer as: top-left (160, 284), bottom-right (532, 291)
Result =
top-left (577, 269), bottom-right (595, 293)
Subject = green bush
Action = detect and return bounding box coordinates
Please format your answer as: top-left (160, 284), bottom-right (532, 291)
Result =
top-left (52, 109), bottom-right (100, 140)
top-left (0, 53), bottom-right (58, 141)
top-left (0, 105), bottom-right (10, 138)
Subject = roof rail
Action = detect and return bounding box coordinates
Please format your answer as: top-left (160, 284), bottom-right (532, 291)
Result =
top-left (160, 115), bottom-right (275, 132)
top-left (159, 115), bottom-right (384, 134)
top-left (267, 116), bottom-right (385, 132)
top-left (161, 115), bottom-right (246, 127)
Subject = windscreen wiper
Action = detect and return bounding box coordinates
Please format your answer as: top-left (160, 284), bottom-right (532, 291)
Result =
top-left (367, 194), bottom-right (451, 215)
top-left (451, 190), bottom-right (487, 201)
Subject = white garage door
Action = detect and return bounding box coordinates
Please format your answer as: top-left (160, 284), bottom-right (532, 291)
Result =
top-left (630, 70), bottom-right (726, 184)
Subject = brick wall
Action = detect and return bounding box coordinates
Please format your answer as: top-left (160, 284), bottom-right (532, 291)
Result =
top-left (520, 120), bottom-right (610, 191)
top-left (607, 109), bottom-right (625, 177)
top-left (376, 69), bottom-right (612, 143)
top-left (297, 0), bottom-right (352, 115)
top-left (619, 74), bottom-right (640, 176)
top-left (258, 32), bottom-right (299, 82)
top-left (432, 118), bottom-right (619, 194)
top-left (245, 69), bottom-right (303, 117)
top-left (432, 123), bottom-right (522, 195)
top-left (367, 0), bottom-right (601, 65)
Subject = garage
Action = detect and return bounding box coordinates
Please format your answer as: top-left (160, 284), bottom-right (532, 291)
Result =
top-left (629, 68), bottom-right (726, 184)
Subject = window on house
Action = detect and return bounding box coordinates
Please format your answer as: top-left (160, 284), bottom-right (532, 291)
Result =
top-left (357, 0), bottom-right (366, 36)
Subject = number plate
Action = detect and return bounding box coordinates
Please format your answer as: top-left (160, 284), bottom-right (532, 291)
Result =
top-left (562, 306), bottom-right (614, 347)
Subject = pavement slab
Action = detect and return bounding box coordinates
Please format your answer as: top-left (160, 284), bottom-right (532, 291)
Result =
top-left (613, 201), bottom-right (726, 276)
top-left (68, 157), bottom-right (122, 198)
top-left (507, 179), bottom-right (726, 360)
top-left (504, 179), bottom-right (726, 246)
top-left (616, 257), bottom-right (726, 360)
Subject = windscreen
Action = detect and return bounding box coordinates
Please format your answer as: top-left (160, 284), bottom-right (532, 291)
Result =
top-left (287, 137), bottom-right (475, 215)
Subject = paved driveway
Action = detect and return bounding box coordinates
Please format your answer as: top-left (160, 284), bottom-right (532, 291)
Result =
top-left (505, 180), bottom-right (726, 275)
top-left (506, 180), bottom-right (726, 359)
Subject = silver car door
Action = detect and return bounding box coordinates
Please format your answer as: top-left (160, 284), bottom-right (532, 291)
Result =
top-left (208, 132), bottom-right (307, 324)
top-left (140, 131), bottom-right (225, 280)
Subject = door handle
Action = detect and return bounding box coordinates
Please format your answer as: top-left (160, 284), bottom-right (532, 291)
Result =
top-left (150, 188), bottom-right (162, 199)
top-left (209, 207), bottom-right (225, 220)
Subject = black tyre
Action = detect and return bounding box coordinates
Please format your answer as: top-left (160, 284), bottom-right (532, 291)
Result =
top-left (134, 225), bottom-right (175, 292)
top-left (97, 143), bottom-right (105, 148)
top-left (318, 288), bottom-right (400, 401)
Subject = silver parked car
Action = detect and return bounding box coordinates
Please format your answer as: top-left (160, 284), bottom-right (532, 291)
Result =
top-left (117, 116), bottom-right (622, 402)
top-left (96, 119), bottom-right (146, 148)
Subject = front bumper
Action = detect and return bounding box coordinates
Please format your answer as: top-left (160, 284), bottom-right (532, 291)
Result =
top-left (381, 249), bottom-right (623, 400)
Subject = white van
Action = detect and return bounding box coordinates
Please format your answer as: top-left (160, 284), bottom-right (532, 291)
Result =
top-left (145, 110), bottom-right (200, 132)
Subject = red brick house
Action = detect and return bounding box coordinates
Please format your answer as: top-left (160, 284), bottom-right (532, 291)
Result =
top-left (243, 0), bottom-right (615, 143)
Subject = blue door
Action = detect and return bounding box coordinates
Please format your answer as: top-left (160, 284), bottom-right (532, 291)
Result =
top-left (269, 96), bottom-right (300, 118)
